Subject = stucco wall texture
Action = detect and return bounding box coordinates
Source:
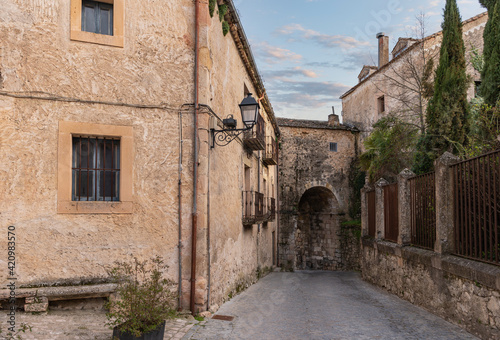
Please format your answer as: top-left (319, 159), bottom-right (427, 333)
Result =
top-left (0, 0), bottom-right (278, 312)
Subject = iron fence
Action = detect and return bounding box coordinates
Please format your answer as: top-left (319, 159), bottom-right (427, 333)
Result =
top-left (367, 190), bottom-right (376, 238)
top-left (383, 183), bottom-right (399, 242)
top-left (452, 149), bottom-right (500, 265)
top-left (410, 172), bottom-right (436, 250)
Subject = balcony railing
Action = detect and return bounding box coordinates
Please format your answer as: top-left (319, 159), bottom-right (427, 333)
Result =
top-left (263, 137), bottom-right (278, 166)
top-left (243, 191), bottom-right (264, 225)
top-left (243, 114), bottom-right (265, 150)
top-left (264, 197), bottom-right (276, 221)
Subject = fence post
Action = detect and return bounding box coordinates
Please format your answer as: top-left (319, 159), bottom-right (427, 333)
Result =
top-left (398, 168), bottom-right (415, 246)
top-left (434, 152), bottom-right (460, 254)
top-left (375, 178), bottom-right (389, 240)
top-left (361, 183), bottom-right (374, 237)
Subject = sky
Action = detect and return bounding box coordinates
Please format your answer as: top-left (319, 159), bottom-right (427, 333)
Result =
top-left (233, 0), bottom-right (486, 121)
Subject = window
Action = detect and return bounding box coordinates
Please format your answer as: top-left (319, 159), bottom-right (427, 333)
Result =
top-left (70, 0), bottom-right (124, 47)
top-left (58, 121), bottom-right (133, 214)
top-left (72, 136), bottom-right (120, 201)
top-left (82, 1), bottom-right (114, 36)
top-left (377, 95), bottom-right (385, 114)
top-left (329, 142), bottom-right (338, 152)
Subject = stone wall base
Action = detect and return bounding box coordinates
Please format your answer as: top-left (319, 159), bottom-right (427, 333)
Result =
top-left (361, 238), bottom-right (500, 340)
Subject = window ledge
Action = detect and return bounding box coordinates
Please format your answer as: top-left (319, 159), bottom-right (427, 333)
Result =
top-left (70, 30), bottom-right (124, 48)
top-left (58, 201), bottom-right (133, 214)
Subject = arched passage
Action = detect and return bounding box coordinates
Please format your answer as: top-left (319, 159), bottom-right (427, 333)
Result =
top-left (295, 186), bottom-right (342, 270)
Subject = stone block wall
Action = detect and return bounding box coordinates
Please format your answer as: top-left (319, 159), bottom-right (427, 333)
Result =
top-left (362, 239), bottom-right (500, 340)
top-left (277, 118), bottom-right (360, 271)
top-left (360, 153), bottom-right (500, 339)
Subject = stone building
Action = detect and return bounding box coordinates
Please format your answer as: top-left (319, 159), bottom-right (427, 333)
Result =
top-left (0, 0), bottom-right (280, 313)
top-left (341, 12), bottom-right (488, 144)
top-left (277, 114), bottom-right (360, 271)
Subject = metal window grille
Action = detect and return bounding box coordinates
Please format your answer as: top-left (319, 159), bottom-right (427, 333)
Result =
top-left (329, 142), bottom-right (338, 152)
top-left (72, 136), bottom-right (120, 201)
top-left (82, 0), bottom-right (114, 36)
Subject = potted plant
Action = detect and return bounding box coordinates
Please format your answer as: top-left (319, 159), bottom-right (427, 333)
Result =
top-left (106, 256), bottom-right (177, 340)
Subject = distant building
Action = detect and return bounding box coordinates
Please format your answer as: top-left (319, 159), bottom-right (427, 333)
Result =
top-left (341, 12), bottom-right (488, 144)
top-left (277, 113), bottom-right (360, 271)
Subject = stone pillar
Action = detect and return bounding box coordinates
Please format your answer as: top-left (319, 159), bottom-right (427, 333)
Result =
top-left (434, 152), bottom-right (460, 254)
top-left (375, 178), bottom-right (388, 240)
top-left (397, 169), bottom-right (415, 245)
top-left (360, 183), bottom-right (374, 237)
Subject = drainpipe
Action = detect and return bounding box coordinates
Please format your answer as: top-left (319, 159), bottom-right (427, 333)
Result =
top-left (190, 0), bottom-right (200, 315)
top-left (207, 146), bottom-right (211, 310)
top-left (276, 137), bottom-right (280, 267)
top-left (178, 110), bottom-right (183, 311)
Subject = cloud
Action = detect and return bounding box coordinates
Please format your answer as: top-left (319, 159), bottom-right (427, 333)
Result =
top-left (263, 67), bottom-right (319, 80)
top-left (276, 24), bottom-right (371, 49)
top-left (264, 78), bottom-right (351, 112)
top-left (253, 42), bottom-right (302, 64)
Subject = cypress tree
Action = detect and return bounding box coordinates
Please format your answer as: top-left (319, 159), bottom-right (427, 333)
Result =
top-left (481, 0), bottom-right (500, 106)
top-left (425, 0), bottom-right (469, 154)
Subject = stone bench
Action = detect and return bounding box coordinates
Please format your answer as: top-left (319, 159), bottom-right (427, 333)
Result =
top-left (0, 284), bottom-right (117, 312)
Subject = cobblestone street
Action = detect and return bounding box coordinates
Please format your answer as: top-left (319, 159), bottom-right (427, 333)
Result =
top-left (1, 271), bottom-right (481, 339)
top-left (186, 271), bottom-right (479, 340)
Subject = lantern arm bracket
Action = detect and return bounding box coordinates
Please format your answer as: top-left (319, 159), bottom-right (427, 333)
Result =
top-left (211, 125), bottom-right (253, 148)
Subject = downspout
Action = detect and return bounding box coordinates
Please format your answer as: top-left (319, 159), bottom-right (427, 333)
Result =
top-left (190, 0), bottom-right (200, 315)
top-left (276, 137), bottom-right (280, 267)
top-left (207, 145), bottom-right (211, 310)
top-left (178, 110), bottom-right (183, 311)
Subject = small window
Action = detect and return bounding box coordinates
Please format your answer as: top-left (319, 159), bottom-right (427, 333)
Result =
top-left (72, 136), bottom-right (120, 201)
top-left (82, 1), bottom-right (114, 36)
top-left (329, 142), bottom-right (338, 152)
top-left (377, 95), bottom-right (385, 114)
top-left (70, 0), bottom-right (124, 47)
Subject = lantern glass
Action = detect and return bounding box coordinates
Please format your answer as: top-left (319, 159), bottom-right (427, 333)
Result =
top-left (239, 93), bottom-right (259, 128)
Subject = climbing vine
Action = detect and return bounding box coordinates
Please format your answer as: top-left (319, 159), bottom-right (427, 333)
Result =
top-left (209, 0), bottom-right (230, 36)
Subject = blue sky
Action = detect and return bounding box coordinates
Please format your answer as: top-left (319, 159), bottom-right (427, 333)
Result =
top-left (233, 0), bottom-right (486, 121)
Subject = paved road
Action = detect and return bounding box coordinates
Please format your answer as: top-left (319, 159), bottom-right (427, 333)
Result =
top-left (185, 271), bottom-right (478, 340)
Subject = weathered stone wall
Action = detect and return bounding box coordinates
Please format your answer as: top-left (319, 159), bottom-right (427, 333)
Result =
top-left (342, 13), bottom-right (487, 145)
top-left (0, 0), bottom-right (195, 287)
top-left (362, 239), bottom-right (500, 340)
top-left (277, 119), bottom-right (359, 271)
top-left (0, 0), bottom-right (278, 313)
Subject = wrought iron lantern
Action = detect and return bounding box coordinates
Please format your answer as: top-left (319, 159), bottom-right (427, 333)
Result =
top-left (211, 93), bottom-right (260, 147)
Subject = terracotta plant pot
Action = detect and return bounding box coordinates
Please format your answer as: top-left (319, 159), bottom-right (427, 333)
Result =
top-left (112, 321), bottom-right (166, 340)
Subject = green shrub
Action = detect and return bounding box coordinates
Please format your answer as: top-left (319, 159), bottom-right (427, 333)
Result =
top-left (106, 256), bottom-right (177, 338)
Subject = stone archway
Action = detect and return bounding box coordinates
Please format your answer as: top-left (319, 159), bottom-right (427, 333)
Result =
top-left (295, 186), bottom-right (342, 270)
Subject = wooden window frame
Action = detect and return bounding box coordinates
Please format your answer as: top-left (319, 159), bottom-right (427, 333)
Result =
top-left (58, 121), bottom-right (133, 214)
top-left (70, 0), bottom-right (124, 47)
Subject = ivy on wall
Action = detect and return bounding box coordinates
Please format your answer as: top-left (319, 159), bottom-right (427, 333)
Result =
top-left (209, 0), bottom-right (230, 36)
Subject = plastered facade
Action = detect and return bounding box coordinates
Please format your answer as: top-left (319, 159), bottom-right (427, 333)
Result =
top-left (341, 12), bottom-right (488, 144)
top-left (0, 0), bottom-right (278, 313)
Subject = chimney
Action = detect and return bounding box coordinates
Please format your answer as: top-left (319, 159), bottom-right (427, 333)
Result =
top-left (377, 32), bottom-right (389, 68)
top-left (328, 107), bottom-right (339, 127)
